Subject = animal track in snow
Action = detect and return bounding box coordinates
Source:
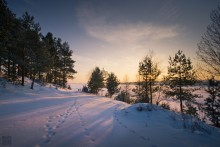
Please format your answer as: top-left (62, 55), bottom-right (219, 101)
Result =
top-left (42, 100), bottom-right (77, 145)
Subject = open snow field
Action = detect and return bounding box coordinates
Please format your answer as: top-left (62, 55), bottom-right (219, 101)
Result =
top-left (0, 81), bottom-right (220, 147)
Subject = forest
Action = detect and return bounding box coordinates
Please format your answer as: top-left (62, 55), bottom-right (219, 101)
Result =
top-left (0, 0), bottom-right (77, 89)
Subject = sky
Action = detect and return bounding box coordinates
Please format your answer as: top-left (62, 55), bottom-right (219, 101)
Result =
top-left (7, 0), bottom-right (220, 83)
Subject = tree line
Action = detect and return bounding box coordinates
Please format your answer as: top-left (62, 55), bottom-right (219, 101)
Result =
top-left (0, 0), bottom-right (76, 89)
top-left (85, 6), bottom-right (220, 127)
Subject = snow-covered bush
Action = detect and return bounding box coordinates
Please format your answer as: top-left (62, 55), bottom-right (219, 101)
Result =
top-left (160, 102), bottom-right (170, 110)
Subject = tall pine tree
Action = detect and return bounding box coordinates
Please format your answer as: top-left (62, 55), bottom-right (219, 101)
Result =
top-left (167, 50), bottom-right (196, 113)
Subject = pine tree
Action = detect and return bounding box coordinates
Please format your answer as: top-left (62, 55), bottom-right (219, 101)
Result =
top-left (138, 55), bottom-right (161, 103)
top-left (106, 72), bottom-right (120, 97)
top-left (87, 67), bottom-right (104, 94)
top-left (0, 2), bottom-right (77, 89)
top-left (204, 77), bottom-right (220, 127)
top-left (58, 42), bottom-right (76, 88)
top-left (19, 12), bottom-right (46, 89)
top-left (0, 0), bottom-right (18, 80)
top-left (167, 50), bottom-right (196, 113)
top-left (42, 32), bottom-right (57, 83)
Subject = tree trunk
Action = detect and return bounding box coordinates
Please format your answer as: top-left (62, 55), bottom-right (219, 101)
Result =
top-left (0, 58), bottom-right (2, 74)
top-left (12, 62), bottom-right (16, 81)
top-left (7, 54), bottom-right (11, 80)
top-left (31, 75), bottom-right (35, 89)
top-left (180, 81), bottom-right (183, 113)
top-left (21, 65), bottom-right (24, 86)
top-left (21, 49), bottom-right (25, 86)
top-left (150, 80), bottom-right (152, 104)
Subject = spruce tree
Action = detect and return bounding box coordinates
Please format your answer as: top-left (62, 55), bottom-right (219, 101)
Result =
top-left (87, 67), bottom-right (104, 94)
top-left (167, 50), bottom-right (196, 113)
top-left (106, 72), bottom-right (120, 97)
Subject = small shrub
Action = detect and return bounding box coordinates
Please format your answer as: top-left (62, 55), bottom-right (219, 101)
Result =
top-left (82, 85), bottom-right (89, 93)
top-left (160, 102), bottom-right (170, 110)
top-left (67, 85), bottom-right (72, 90)
top-left (137, 105), bottom-right (143, 111)
top-left (115, 91), bottom-right (130, 103)
top-left (146, 104), bottom-right (153, 111)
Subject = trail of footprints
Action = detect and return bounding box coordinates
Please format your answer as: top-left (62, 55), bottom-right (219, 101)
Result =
top-left (42, 98), bottom-right (97, 145)
top-left (75, 102), bottom-right (96, 144)
top-left (42, 100), bottom-right (77, 144)
top-left (113, 102), bottom-right (157, 147)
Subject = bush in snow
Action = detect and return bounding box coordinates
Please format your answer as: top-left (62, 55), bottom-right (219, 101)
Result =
top-left (82, 85), bottom-right (89, 93)
top-left (137, 104), bottom-right (143, 111)
top-left (116, 91), bottom-right (131, 103)
top-left (67, 85), bottom-right (72, 90)
top-left (160, 102), bottom-right (170, 110)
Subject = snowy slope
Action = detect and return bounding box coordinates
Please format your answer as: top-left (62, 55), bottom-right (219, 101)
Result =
top-left (0, 80), bottom-right (220, 147)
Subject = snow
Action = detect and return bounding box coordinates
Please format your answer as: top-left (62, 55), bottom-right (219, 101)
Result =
top-left (0, 79), bottom-right (220, 147)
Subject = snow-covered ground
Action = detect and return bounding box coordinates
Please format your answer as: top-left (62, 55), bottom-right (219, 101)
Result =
top-left (0, 79), bottom-right (220, 147)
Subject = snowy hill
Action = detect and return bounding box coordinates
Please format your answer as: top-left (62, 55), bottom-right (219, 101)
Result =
top-left (0, 79), bottom-right (220, 147)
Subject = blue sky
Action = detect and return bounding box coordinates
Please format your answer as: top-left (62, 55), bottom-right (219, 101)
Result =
top-left (7, 0), bottom-right (220, 83)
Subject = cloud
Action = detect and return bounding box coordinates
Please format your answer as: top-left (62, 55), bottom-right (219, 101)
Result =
top-left (85, 23), bottom-right (179, 44)
top-left (76, 1), bottom-right (180, 45)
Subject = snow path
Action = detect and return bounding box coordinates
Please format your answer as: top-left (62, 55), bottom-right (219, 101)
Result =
top-left (0, 92), bottom-right (220, 147)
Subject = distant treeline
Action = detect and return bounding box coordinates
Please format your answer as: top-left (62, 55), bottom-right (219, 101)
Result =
top-left (0, 0), bottom-right (76, 88)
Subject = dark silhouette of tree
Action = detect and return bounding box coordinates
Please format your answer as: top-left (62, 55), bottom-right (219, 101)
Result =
top-left (204, 77), bottom-right (220, 127)
top-left (167, 50), bottom-right (196, 113)
top-left (106, 72), bottom-right (120, 97)
top-left (88, 67), bottom-right (104, 94)
top-left (0, 2), bottom-right (77, 89)
top-left (197, 6), bottom-right (220, 76)
top-left (138, 55), bottom-right (161, 103)
top-left (58, 42), bottom-right (77, 88)
top-left (0, 0), bottom-right (18, 80)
